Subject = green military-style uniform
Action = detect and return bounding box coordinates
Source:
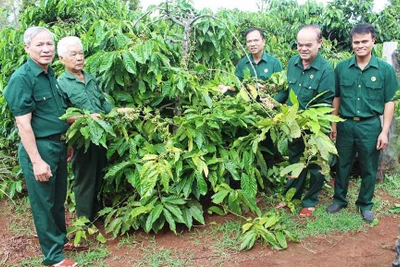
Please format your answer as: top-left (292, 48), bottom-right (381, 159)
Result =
top-left (4, 58), bottom-right (69, 265)
top-left (235, 52), bottom-right (283, 168)
top-left (235, 52), bottom-right (282, 81)
top-left (333, 55), bottom-right (398, 211)
top-left (58, 70), bottom-right (113, 221)
top-left (277, 54), bottom-right (335, 208)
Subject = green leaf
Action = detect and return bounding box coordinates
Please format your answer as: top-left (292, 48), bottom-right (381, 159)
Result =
top-left (239, 230), bottom-right (257, 251)
top-left (275, 231), bottom-right (288, 249)
top-left (207, 206), bottom-right (226, 215)
top-left (145, 204), bottom-right (163, 233)
top-left (211, 189), bottom-right (229, 204)
top-left (122, 51), bottom-right (137, 74)
top-left (96, 233), bottom-right (107, 244)
top-left (280, 162), bottom-right (305, 178)
top-left (163, 208), bottom-right (177, 234)
top-left (189, 205), bottom-right (205, 225)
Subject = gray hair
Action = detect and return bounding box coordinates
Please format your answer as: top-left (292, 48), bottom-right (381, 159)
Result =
top-left (24, 26), bottom-right (54, 45)
top-left (57, 36), bottom-right (83, 57)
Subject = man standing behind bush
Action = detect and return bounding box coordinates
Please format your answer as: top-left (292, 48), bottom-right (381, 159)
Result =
top-left (57, 36), bottom-right (133, 224)
top-left (4, 27), bottom-right (78, 267)
top-left (327, 24), bottom-right (399, 223)
top-left (273, 25), bottom-right (335, 218)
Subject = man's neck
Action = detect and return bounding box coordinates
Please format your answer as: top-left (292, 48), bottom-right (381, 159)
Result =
top-left (356, 54), bottom-right (372, 70)
top-left (252, 52), bottom-right (263, 64)
top-left (70, 70), bottom-right (85, 82)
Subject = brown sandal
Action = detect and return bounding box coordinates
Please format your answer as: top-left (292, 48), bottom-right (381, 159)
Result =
top-left (64, 242), bottom-right (88, 251)
top-left (52, 258), bottom-right (78, 267)
top-left (299, 207), bottom-right (315, 218)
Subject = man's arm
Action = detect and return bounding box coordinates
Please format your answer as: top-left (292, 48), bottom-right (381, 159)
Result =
top-left (330, 96), bottom-right (340, 141)
top-left (15, 113), bottom-right (52, 182)
top-left (376, 101), bottom-right (395, 150)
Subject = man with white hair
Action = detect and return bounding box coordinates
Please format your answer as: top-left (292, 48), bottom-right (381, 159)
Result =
top-left (57, 36), bottom-right (132, 224)
top-left (4, 27), bottom-right (78, 267)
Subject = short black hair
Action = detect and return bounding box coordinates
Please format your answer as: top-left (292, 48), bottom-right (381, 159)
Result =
top-left (245, 28), bottom-right (265, 40)
top-left (350, 23), bottom-right (376, 39)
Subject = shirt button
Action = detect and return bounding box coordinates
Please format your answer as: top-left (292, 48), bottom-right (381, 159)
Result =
top-left (302, 72), bottom-right (304, 75)
top-left (299, 84), bottom-right (302, 86)
top-left (357, 111), bottom-right (360, 113)
top-left (357, 98), bottom-right (360, 101)
top-left (358, 85), bottom-right (361, 88)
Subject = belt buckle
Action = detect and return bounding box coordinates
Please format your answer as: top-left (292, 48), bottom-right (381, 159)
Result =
top-left (353, 117), bottom-right (360, 121)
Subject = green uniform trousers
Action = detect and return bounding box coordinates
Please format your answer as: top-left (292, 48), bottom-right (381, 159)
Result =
top-left (333, 118), bottom-right (381, 210)
top-left (261, 132), bottom-right (276, 169)
top-left (19, 139), bottom-right (68, 266)
top-left (72, 143), bottom-right (106, 221)
top-left (283, 137), bottom-right (324, 208)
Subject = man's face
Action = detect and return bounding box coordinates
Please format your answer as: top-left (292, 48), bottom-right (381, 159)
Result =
top-left (246, 30), bottom-right (265, 57)
top-left (60, 44), bottom-right (85, 73)
top-left (24, 30), bottom-right (55, 70)
top-left (297, 28), bottom-right (322, 64)
top-left (352, 33), bottom-right (375, 58)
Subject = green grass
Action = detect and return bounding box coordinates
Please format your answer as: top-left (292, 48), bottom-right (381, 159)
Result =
top-left (376, 174), bottom-right (400, 198)
top-left (209, 219), bottom-right (242, 253)
top-left (2, 173), bottom-right (400, 266)
top-left (133, 246), bottom-right (194, 267)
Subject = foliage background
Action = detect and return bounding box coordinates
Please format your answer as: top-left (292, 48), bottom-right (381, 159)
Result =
top-left (0, 0), bottom-right (399, 244)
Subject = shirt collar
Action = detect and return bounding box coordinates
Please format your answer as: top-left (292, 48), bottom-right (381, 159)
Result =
top-left (27, 58), bottom-right (54, 77)
top-left (63, 69), bottom-right (93, 83)
top-left (245, 52), bottom-right (269, 64)
top-left (348, 54), bottom-right (379, 69)
top-left (294, 54), bottom-right (322, 70)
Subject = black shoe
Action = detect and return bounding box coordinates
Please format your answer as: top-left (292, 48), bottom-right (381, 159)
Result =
top-left (360, 210), bottom-right (374, 223)
top-left (326, 203), bottom-right (344, 213)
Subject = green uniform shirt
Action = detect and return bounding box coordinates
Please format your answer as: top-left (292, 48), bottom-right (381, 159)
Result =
top-left (58, 70), bottom-right (113, 114)
top-left (275, 54), bottom-right (335, 110)
top-left (235, 52), bottom-right (283, 81)
top-left (335, 55), bottom-right (399, 117)
top-left (4, 58), bottom-right (69, 138)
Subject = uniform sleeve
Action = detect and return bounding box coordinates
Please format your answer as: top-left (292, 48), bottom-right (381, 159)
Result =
top-left (334, 66), bottom-right (341, 97)
top-left (234, 60), bottom-right (244, 81)
top-left (384, 65), bottom-right (399, 102)
top-left (102, 100), bottom-right (114, 114)
top-left (4, 73), bottom-right (35, 116)
top-left (57, 77), bottom-right (73, 107)
top-left (274, 59), bottom-right (283, 72)
top-left (317, 67), bottom-right (335, 105)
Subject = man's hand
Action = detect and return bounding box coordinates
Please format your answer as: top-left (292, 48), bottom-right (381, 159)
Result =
top-left (32, 159), bottom-right (52, 182)
top-left (259, 97), bottom-right (274, 109)
top-left (90, 113), bottom-right (101, 120)
top-left (330, 122), bottom-right (337, 141)
top-left (376, 131), bottom-right (389, 150)
top-left (218, 84), bottom-right (236, 94)
top-left (67, 146), bottom-right (74, 162)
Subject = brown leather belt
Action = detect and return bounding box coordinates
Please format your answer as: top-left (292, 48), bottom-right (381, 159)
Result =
top-left (340, 115), bottom-right (378, 121)
top-left (37, 134), bottom-right (66, 141)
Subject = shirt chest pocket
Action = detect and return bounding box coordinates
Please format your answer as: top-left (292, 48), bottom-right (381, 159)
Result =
top-left (33, 91), bottom-right (54, 112)
top-left (299, 81), bottom-right (318, 104)
top-left (365, 81), bottom-right (383, 101)
top-left (340, 80), bottom-right (355, 98)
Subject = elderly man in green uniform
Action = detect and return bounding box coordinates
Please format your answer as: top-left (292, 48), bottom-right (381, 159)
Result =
top-left (327, 24), bottom-right (398, 223)
top-left (219, 28), bottom-right (283, 169)
top-left (273, 25), bottom-right (335, 217)
top-left (57, 36), bottom-right (132, 223)
top-left (4, 27), bottom-right (78, 267)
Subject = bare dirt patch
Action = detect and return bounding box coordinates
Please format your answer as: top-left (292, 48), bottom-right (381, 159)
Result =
top-left (0, 197), bottom-right (399, 266)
